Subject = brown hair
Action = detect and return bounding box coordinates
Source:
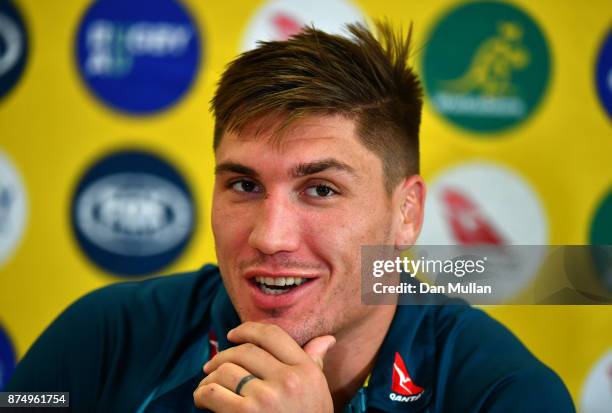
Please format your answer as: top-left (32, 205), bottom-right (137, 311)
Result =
top-left (211, 21), bottom-right (423, 193)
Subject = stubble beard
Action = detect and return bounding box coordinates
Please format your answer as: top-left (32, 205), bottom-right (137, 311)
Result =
top-left (237, 302), bottom-right (333, 347)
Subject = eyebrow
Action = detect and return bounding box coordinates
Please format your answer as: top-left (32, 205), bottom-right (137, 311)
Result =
top-left (214, 158), bottom-right (358, 179)
top-left (291, 158), bottom-right (357, 178)
top-left (215, 162), bottom-right (259, 177)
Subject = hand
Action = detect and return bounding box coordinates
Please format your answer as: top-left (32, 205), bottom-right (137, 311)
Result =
top-left (193, 321), bottom-right (336, 412)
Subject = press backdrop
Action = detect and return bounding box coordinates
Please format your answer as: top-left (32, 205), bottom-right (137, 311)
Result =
top-left (0, 0), bottom-right (610, 409)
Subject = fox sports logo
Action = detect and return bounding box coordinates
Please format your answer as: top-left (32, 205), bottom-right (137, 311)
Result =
top-left (72, 151), bottom-right (195, 276)
top-left (76, 172), bottom-right (192, 256)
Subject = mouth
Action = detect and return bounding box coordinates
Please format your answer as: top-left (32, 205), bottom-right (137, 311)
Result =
top-left (251, 276), bottom-right (314, 295)
top-left (243, 271), bottom-right (319, 309)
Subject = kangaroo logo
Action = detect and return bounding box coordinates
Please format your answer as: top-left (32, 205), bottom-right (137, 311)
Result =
top-left (422, 1), bottom-right (551, 133)
top-left (441, 22), bottom-right (529, 97)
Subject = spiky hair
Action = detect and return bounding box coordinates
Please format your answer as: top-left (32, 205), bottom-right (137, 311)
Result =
top-left (211, 21), bottom-right (423, 192)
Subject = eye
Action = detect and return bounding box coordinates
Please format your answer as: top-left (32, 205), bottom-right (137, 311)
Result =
top-left (304, 184), bottom-right (338, 198)
top-left (230, 179), bottom-right (262, 193)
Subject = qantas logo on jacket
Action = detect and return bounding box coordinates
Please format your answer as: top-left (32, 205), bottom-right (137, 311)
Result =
top-left (389, 352), bottom-right (425, 402)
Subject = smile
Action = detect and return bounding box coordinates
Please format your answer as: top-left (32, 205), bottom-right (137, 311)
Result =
top-left (253, 276), bottom-right (313, 295)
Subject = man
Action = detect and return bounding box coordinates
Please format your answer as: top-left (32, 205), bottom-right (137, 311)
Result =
top-left (7, 22), bottom-right (574, 412)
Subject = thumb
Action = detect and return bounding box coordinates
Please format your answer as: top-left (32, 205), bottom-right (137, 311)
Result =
top-left (303, 335), bottom-right (336, 370)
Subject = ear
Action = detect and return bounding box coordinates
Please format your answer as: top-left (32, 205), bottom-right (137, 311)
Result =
top-left (393, 175), bottom-right (426, 248)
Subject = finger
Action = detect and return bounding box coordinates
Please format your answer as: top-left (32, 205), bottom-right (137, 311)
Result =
top-left (227, 321), bottom-right (306, 365)
top-left (201, 362), bottom-right (263, 397)
top-left (303, 335), bottom-right (336, 370)
top-left (193, 382), bottom-right (245, 412)
top-left (205, 342), bottom-right (283, 380)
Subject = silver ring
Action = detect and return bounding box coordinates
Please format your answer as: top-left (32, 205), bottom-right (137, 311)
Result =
top-left (235, 374), bottom-right (257, 395)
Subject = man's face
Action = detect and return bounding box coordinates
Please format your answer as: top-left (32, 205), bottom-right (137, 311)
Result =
top-left (212, 114), bottom-right (408, 346)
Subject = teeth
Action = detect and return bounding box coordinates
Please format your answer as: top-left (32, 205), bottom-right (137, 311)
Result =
top-left (254, 276), bottom-right (308, 287)
top-left (260, 284), bottom-right (286, 295)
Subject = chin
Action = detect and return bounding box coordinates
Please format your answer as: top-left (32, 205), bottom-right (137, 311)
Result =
top-left (241, 312), bottom-right (317, 347)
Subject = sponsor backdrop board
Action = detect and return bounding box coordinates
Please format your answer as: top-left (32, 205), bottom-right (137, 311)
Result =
top-left (0, 0), bottom-right (610, 408)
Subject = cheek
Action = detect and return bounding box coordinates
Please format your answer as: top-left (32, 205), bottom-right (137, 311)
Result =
top-left (211, 201), bottom-right (249, 260)
top-left (301, 204), bottom-right (392, 276)
top-left (303, 204), bottom-right (392, 248)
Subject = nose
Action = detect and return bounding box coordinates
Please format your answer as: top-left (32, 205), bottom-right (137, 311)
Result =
top-left (248, 195), bottom-right (300, 255)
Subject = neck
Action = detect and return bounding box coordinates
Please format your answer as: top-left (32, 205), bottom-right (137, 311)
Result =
top-left (322, 305), bottom-right (396, 412)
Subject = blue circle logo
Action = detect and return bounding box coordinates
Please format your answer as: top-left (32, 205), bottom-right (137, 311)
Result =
top-left (595, 30), bottom-right (612, 119)
top-left (0, 0), bottom-right (28, 100)
top-left (75, 0), bottom-right (201, 114)
top-left (71, 150), bottom-right (196, 276)
top-left (0, 325), bottom-right (15, 391)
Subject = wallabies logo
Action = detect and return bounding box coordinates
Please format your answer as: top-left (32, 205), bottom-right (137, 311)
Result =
top-left (422, 1), bottom-right (551, 133)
